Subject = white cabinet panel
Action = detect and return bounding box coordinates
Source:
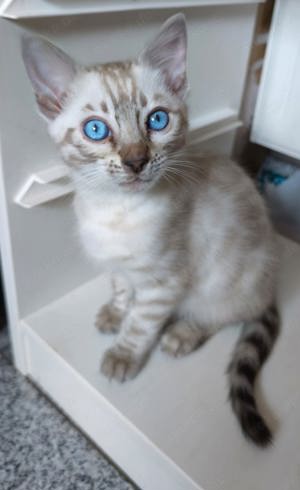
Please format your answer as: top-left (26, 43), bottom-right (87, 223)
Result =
top-left (0, 0), bottom-right (265, 19)
top-left (252, 0), bottom-right (300, 159)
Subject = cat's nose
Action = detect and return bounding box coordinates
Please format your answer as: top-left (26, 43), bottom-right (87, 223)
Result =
top-left (123, 157), bottom-right (148, 174)
top-left (120, 143), bottom-right (149, 175)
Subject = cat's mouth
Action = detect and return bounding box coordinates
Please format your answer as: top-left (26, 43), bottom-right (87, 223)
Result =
top-left (119, 177), bottom-right (152, 189)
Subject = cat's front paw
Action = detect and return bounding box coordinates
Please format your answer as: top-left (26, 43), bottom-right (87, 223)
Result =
top-left (95, 303), bottom-right (123, 334)
top-left (161, 321), bottom-right (208, 358)
top-left (161, 331), bottom-right (197, 357)
top-left (100, 346), bottom-right (142, 382)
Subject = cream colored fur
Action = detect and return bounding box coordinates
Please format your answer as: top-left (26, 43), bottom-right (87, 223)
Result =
top-left (22, 13), bottom-right (279, 446)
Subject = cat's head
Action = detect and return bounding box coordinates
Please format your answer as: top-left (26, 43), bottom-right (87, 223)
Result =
top-left (22, 14), bottom-right (188, 193)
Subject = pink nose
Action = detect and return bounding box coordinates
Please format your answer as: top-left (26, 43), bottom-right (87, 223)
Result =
top-left (122, 157), bottom-right (148, 174)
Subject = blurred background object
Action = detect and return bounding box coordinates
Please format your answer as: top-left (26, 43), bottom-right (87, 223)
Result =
top-left (234, 0), bottom-right (275, 176)
top-left (233, 0), bottom-right (300, 244)
top-left (257, 153), bottom-right (300, 243)
top-left (0, 266), bottom-right (6, 330)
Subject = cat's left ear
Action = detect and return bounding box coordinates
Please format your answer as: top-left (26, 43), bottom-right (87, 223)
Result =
top-left (139, 13), bottom-right (187, 98)
top-left (22, 36), bottom-right (76, 120)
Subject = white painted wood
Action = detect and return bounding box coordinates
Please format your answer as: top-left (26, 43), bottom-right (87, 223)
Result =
top-left (21, 237), bottom-right (300, 490)
top-left (0, 138), bottom-right (27, 372)
top-left (14, 165), bottom-right (74, 209)
top-left (189, 108), bottom-right (242, 143)
top-left (251, 0), bottom-right (300, 159)
top-left (0, 0), bottom-right (265, 19)
top-left (23, 321), bottom-right (202, 490)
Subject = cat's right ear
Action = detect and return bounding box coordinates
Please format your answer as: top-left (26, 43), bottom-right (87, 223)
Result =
top-left (139, 13), bottom-right (187, 99)
top-left (22, 36), bottom-right (76, 120)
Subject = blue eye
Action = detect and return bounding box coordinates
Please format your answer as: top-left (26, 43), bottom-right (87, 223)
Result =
top-left (83, 118), bottom-right (110, 141)
top-left (147, 110), bottom-right (169, 131)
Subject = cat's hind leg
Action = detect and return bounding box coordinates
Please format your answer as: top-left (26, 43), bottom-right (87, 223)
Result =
top-left (95, 274), bottom-right (132, 334)
top-left (161, 319), bottom-right (212, 357)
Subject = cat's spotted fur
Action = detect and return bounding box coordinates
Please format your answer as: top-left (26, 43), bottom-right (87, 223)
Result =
top-left (22, 14), bottom-right (279, 447)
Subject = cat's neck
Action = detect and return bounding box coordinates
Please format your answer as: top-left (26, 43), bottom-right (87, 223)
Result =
top-left (73, 177), bottom-right (170, 215)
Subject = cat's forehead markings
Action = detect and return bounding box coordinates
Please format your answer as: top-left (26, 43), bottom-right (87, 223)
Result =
top-left (110, 66), bottom-right (135, 104)
top-left (100, 66), bottom-right (123, 108)
top-left (101, 72), bottom-right (118, 108)
top-left (154, 93), bottom-right (165, 102)
top-left (83, 103), bottom-right (95, 112)
top-left (130, 75), bottom-right (138, 106)
top-left (140, 92), bottom-right (148, 108)
top-left (98, 62), bottom-right (139, 108)
top-left (100, 101), bottom-right (108, 113)
top-left (134, 108), bottom-right (141, 128)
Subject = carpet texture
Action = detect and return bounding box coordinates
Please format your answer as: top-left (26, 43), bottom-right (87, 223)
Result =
top-left (0, 333), bottom-right (136, 490)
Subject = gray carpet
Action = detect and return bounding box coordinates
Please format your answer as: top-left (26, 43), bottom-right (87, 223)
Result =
top-left (0, 330), bottom-right (136, 490)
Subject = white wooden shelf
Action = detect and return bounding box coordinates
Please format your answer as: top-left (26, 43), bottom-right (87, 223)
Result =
top-left (14, 165), bottom-right (73, 209)
top-left (0, 0), bottom-right (265, 20)
top-left (190, 108), bottom-right (242, 143)
top-left (21, 237), bottom-right (300, 490)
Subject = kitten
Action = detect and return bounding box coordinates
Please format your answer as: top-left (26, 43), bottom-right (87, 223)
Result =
top-left (22, 13), bottom-right (279, 447)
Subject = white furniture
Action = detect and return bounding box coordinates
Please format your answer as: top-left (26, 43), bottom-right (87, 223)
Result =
top-left (5, 2), bottom-right (300, 490)
top-left (252, 0), bottom-right (300, 159)
top-left (0, 0), bottom-right (265, 18)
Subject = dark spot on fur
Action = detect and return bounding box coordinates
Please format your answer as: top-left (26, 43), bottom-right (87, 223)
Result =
top-left (101, 101), bottom-right (108, 113)
top-left (240, 408), bottom-right (272, 447)
top-left (231, 385), bottom-right (256, 407)
top-left (245, 333), bottom-right (269, 364)
top-left (84, 103), bottom-right (94, 111)
top-left (261, 305), bottom-right (279, 338)
top-left (140, 92), bottom-right (148, 107)
top-left (236, 360), bottom-right (256, 384)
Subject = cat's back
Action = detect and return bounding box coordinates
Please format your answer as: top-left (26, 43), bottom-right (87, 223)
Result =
top-left (183, 155), bottom-right (278, 319)
top-left (187, 155), bottom-right (277, 286)
top-left (190, 155), bottom-right (273, 241)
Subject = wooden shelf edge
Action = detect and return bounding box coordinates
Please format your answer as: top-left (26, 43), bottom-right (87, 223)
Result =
top-left (22, 321), bottom-right (202, 490)
top-left (1, 0), bottom-right (266, 20)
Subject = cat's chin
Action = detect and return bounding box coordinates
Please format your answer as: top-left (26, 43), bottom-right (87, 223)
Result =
top-left (118, 178), bottom-right (154, 192)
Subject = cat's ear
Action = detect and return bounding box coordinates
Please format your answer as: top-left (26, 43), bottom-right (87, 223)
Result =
top-left (22, 36), bottom-right (76, 120)
top-left (139, 13), bottom-right (187, 98)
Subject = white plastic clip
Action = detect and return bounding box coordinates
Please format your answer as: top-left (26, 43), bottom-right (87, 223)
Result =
top-left (14, 165), bottom-right (74, 209)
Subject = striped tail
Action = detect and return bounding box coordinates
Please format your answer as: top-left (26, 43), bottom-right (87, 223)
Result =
top-left (227, 304), bottom-right (280, 447)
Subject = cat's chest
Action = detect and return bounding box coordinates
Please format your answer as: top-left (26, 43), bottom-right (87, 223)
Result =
top-left (74, 195), bottom-right (168, 264)
top-left (83, 210), bottom-right (141, 261)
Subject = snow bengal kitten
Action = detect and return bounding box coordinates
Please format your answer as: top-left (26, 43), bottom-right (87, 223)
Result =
top-left (22, 14), bottom-right (279, 447)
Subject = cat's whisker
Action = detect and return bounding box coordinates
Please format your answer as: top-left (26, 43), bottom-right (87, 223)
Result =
top-left (168, 162), bottom-right (206, 178)
top-left (165, 168), bottom-right (200, 186)
top-left (162, 172), bottom-right (179, 188)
